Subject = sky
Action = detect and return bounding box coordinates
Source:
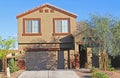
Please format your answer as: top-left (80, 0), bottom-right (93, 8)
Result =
top-left (0, 0), bottom-right (120, 40)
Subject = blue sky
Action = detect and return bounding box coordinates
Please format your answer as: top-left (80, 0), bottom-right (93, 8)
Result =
top-left (0, 0), bottom-right (120, 39)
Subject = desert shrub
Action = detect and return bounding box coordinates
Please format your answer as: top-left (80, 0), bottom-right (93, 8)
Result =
top-left (108, 67), bottom-right (115, 71)
top-left (91, 67), bottom-right (98, 72)
top-left (8, 58), bottom-right (18, 73)
top-left (92, 72), bottom-right (109, 78)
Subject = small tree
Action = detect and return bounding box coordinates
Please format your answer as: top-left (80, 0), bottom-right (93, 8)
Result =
top-left (0, 36), bottom-right (16, 75)
top-left (74, 14), bottom-right (120, 71)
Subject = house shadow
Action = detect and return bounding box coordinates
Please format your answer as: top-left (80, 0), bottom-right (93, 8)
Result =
top-left (58, 35), bottom-right (74, 69)
top-left (60, 35), bottom-right (74, 50)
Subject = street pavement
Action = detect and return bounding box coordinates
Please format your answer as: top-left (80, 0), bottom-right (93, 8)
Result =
top-left (18, 70), bottom-right (80, 78)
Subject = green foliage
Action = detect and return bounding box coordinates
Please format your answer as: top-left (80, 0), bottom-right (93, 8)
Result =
top-left (108, 67), bottom-right (115, 71)
top-left (0, 36), bottom-right (16, 59)
top-left (111, 22), bottom-right (120, 56)
top-left (107, 58), bottom-right (111, 68)
top-left (107, 59), bottom-right (115, 71)
top-left (76, 14), bottom-right (120, 56)
top-left (92, 72), bottom-right (109, 78)
top-left (0, 36), bottom-right (16, 75)
top-left (0, 37), bottom-right (16, 49)
top-left (91, 67), bottom-right (98, 72)
top-left (0, 50), bottom-right (5, 59)
top-left (88, 15), bottom-right (115, 54)
top-left (8, 58), bottom-right (18, 73)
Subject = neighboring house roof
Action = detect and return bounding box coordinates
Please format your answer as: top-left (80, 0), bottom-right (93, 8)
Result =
top-left (76, 22), bottom-right (87, 32)
top-left (6, 50), bottom-right (19, 58)
top-left (9, 50), bottom-right (19, 52)
top-left (73, 22), bottom-right (88, 37)
top-left (16, 3), bottom-right (77, 18)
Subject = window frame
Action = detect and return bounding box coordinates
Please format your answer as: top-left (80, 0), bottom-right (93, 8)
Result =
top-left (53, 18), bottom-right (71, 36)
top-left (22, 18), bottom-right (41, 36)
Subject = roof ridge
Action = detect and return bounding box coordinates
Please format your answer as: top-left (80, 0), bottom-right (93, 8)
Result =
top-left (45, 3), bottom-right (78, 16)
top-left (16, 3), bottom-right (77, 18)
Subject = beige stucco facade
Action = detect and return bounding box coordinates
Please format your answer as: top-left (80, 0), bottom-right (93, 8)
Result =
top-left (17, 6), bottom-right (77, 50)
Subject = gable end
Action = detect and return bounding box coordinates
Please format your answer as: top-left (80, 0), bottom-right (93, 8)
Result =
top-left (16, 4), bottom-right (77, 19)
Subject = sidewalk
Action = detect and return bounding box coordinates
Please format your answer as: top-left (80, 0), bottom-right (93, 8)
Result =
top-left (18, 70), bottom-right (80, 78)
top-left (0, 69), bottom-right (91, 78)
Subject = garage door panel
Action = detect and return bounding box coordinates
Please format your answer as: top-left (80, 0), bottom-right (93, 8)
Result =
top-left (26, 51), bottom-right (57, 70)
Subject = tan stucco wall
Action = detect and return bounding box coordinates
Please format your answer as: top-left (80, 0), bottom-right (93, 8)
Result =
top-left (74, 34), bottom-right (83, 53)
top-left (17, 7), bottom-right (76, 50)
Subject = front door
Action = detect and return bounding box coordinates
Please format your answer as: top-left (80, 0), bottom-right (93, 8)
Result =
top-left (57, 51), bottom-right (64, 69)
top-left (79, 45), bottom-right (87, 68)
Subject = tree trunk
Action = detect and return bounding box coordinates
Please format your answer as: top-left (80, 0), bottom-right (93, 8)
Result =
top-left (2, 56), bottom-right (7, 76)
top-left (99, 51), bottom-right (108, 71)
top-left (2, 57), bottom-right (5, 74)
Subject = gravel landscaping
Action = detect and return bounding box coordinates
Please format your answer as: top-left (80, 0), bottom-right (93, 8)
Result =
top-left (102, 70), bottom-right (120, 78)
top-left (75, 69), bottom-right (91, 78)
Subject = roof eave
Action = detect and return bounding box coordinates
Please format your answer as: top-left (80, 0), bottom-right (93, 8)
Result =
top-left (16, 4), bottom-right (77, 19)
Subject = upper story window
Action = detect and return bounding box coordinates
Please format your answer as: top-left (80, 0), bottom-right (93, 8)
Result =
top-left (26, 20), bottom-right (39, 33)
top-left (23, 18), bottom-right (41, 36)
top-left (53, 18), bottom-right (71, 36)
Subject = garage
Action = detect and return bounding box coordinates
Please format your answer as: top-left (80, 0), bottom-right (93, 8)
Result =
top-left (26, 50), bottom-right (58, 70)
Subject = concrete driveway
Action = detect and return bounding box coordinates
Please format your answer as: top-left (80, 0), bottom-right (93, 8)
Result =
top-left (18, 70), bottom-right (80, 78)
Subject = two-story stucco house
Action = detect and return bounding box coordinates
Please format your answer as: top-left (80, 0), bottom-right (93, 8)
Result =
top-left (16, 3), bottom-right (93, 70)
top-left (16, 3), bottom-right (77, 70)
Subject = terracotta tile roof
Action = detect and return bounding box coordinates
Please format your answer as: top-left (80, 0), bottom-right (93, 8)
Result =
top-left (16, 3), bottom-right (77, 18)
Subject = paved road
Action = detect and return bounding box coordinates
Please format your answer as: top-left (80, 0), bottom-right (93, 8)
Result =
top-left (18, 70), bottom-right (80, 78)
